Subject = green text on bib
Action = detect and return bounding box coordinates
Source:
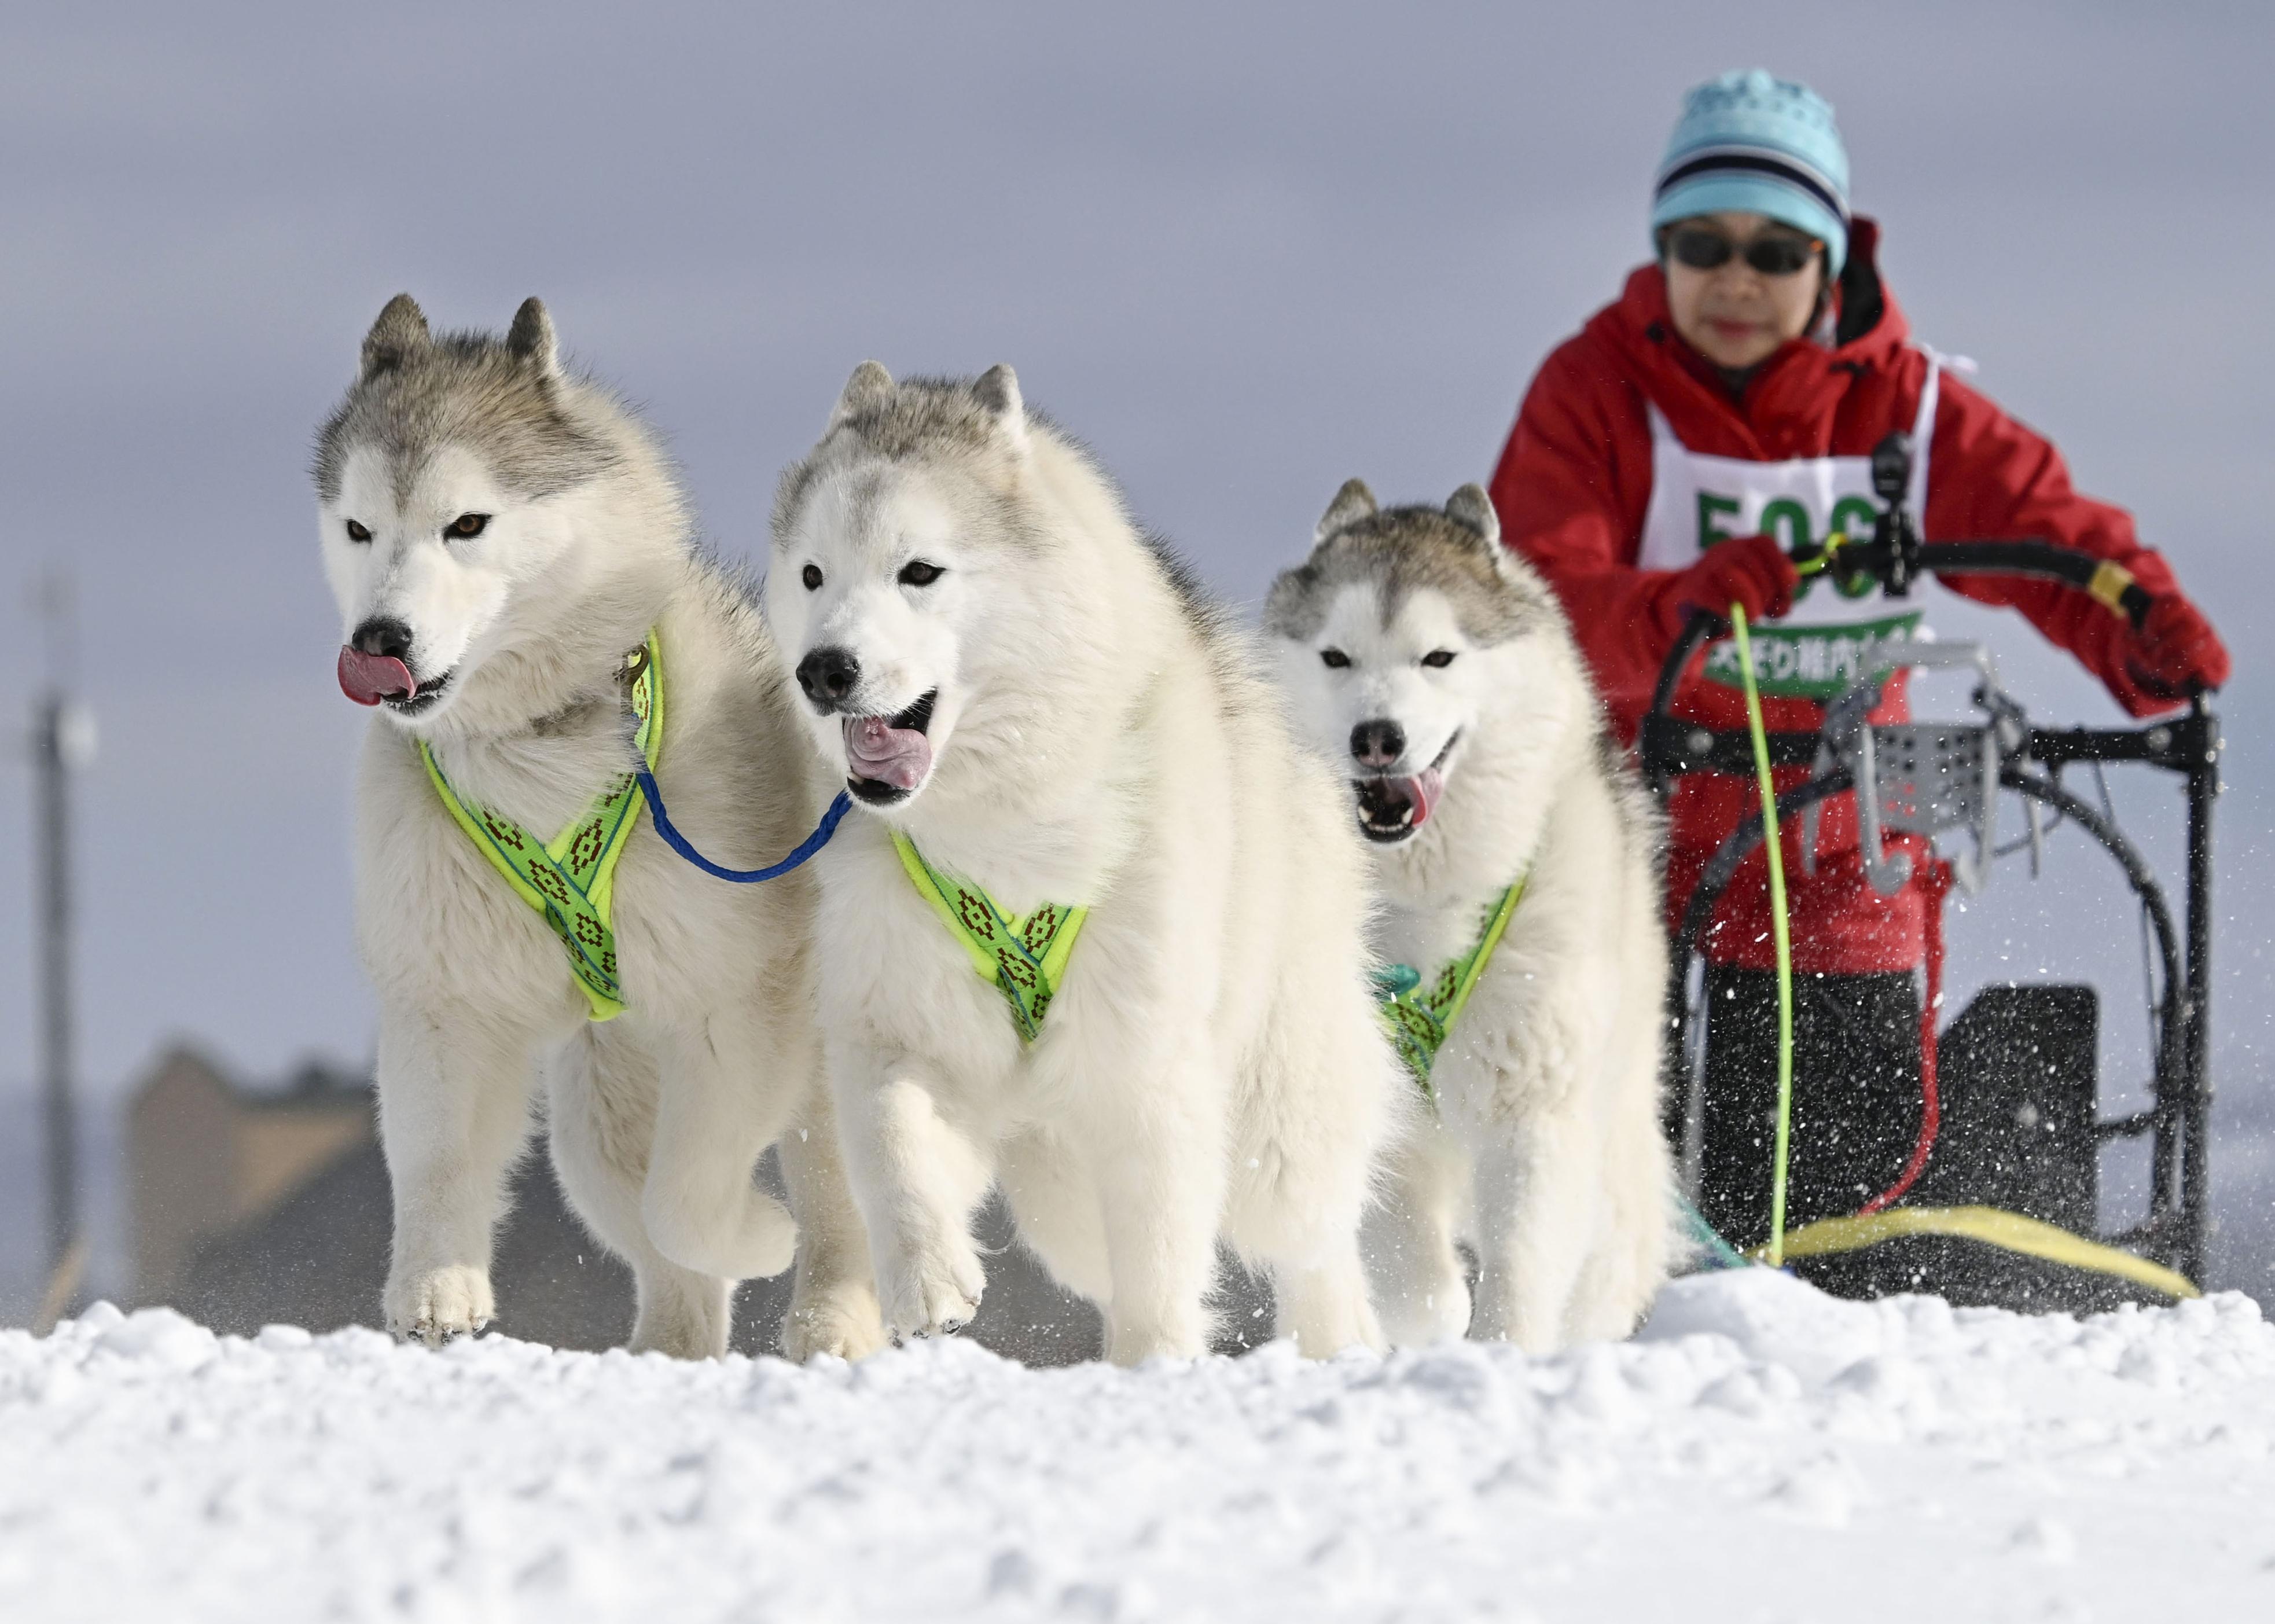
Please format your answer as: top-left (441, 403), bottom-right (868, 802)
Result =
top-left (1701, 609), bottom-right (1924, 700)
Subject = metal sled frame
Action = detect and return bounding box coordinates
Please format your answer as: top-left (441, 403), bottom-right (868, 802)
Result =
top-left (1797, 639), bottom-right (2022, 899)
top-left (1642, 618), bottom-right (2219, 1283)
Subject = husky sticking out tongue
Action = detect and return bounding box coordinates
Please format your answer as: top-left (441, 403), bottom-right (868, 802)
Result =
top-left (843, 691), bottom-right (937, 791)
top-left (1354, 765), bottom-right (1445, 843)
top-left (338, 646), bottom-right (417, 707)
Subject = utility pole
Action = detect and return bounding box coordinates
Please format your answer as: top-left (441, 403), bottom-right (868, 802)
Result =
top-left (30, 571), bottom-right (91, 1296)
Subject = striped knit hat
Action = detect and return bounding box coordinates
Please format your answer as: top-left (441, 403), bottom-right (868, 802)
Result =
top-left (1651, 71), bottom-right (1851, 276)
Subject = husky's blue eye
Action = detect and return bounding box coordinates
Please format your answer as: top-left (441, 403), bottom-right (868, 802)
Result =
top-left (1320, 648), bottom-right (1351, 669)
top-left (345, 520), bottom-right (372, 543)
top-left (1421, 650), bottom-right (1457, 669)
top-left (447, 513), bottom-right (490, 539)
top-left (801, 564), bottom-right (824, 591)
top-left (898, 560), bottom-right (943, 587)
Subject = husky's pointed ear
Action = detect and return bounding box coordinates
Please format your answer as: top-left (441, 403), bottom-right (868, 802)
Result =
top-left (1315, 477), bottom-right (1378, 544)
top-left (830, 361), bottom-right (895, 430)
top-left (1446, 483), bottom-right (1524, 583)
top-left (506, 297), bottom-right (560, 378)
top-left (973, 363), bottom-right (1027, 453)
top-left (360, 293), bottom-right (431, 380)
top-left (1444, 484), bottom-right (1501, 549)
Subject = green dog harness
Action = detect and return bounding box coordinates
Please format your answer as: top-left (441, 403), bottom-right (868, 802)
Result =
top-left (1375, 876), bottom-right (1526, 1098)
top-left (419, 634), bottom-right (663, 1022)
top-left (893, 835), bottom-right (1088, 1042)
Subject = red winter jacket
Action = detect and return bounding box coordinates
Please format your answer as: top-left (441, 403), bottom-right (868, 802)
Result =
top-left (1489, 221), bottom-right (2199, 974)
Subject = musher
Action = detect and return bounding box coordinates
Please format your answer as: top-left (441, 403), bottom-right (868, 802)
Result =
top-left (1486, 69), bottom-right (2230, 1259)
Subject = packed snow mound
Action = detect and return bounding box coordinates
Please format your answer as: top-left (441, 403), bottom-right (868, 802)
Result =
top-left (3, 1273), bottom-right (2272, 1622)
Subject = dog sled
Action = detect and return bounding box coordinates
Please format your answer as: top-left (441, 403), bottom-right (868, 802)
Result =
top-left (1642, 433), bottom-right (2217, 1311)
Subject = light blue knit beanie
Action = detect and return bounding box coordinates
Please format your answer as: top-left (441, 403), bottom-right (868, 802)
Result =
top-left (1652, 70), bottom-right (1851, 276)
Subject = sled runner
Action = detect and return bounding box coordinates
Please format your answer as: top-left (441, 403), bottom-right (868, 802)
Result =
top-left (1642, 432), bottom-right (2218, 1311)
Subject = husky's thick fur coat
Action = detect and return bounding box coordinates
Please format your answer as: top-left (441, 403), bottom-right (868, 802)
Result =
top-left (1268, 481), bottom-right (1678, 1350)
top-left (766, 364), bottom-right (1406, 1362)
top-left (317, 295), bottom-right (881, 1360)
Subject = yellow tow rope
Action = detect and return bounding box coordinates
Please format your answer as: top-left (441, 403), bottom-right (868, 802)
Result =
top-left (1755, 1207), bottom-right (2200, 1300)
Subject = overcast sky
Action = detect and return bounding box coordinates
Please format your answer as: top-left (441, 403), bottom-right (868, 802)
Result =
top-left (3, 1), bottom-right (2272, 1297)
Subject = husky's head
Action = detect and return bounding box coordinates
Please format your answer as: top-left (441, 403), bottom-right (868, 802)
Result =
top-left (1266, 480), bottom-right (1570, 845)
top-left (314, 293), bottom-right (657, 728)
top-left (767, 362), bottom-right (1045, 810)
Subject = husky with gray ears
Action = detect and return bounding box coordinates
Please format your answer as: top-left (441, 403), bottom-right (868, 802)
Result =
top-left (765, 363), bottom-right (1407, 1362)
top-left (317, 294), bottom-right (881, 1360)
top-left (1266, 480), bottom-right (1678, 1350)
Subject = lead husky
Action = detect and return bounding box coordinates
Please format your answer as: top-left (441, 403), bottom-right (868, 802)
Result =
top-left (316, 295), bottom-right (881, 1360)
top-left (1267, 481), bottom-right (1676, 1350)
top-left (764, 364), bottom-right (1404, 1362)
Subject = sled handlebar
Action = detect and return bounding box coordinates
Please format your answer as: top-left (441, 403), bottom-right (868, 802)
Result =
top-left (1645, 545), bottom-right (2163, 728)
top-left (1647, 428), bottom-right (2173, 730)
top-left (1793, 428), bottom-right (2158, 627)
top-left (1798, 532), bottom-right (2158, 629)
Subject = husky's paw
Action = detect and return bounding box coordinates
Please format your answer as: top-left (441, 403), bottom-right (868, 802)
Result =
top-left (1377, 1278), bottom-right (1473, 1349)
top-left (877, 1234), bottom-right (986, 1343)
top-left (781, 1280), bottom-right (888, 1362)
top-left (1285, 1298), bottom-right (1385, 1360)
top-left (1469, 1274), bottom-right (1560, 1354)
top-left (629, 1296), bottom-right (729, 1362)
top-left (1103, 1321), bottom-right (1210, 1365)
top-left (644, 1188), bottom-right (800, 1283)
top-left (385, 1265), bottom-right (494, 1346)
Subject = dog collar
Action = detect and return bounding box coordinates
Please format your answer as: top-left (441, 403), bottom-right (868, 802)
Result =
top-left (418, 631), bottom-right (663, 1021)
top-left (892, 835), bottom-right (1088, 1043)
top-left (1375, 875), bottom-right (1527, 1098)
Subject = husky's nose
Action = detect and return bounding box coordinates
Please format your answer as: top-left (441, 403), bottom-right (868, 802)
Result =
top-left (1351, 719), bottom-right (1405, 770)
top-left (351, 616), bottom-right (415, 663)
top-left (796, 645), bottom-right (861, 708)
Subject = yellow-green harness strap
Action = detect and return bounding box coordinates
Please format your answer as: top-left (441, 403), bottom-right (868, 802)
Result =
top-left (892, 834), bottom-right (1088, 1043)
top-left (420, 633), bottom-right (663, 1022)
top-left (1376, 876), bottom-right (1526, 1098)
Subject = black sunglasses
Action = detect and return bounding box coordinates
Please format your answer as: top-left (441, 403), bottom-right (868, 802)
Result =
top-left (1664, 226), bottom-right (1823, 278)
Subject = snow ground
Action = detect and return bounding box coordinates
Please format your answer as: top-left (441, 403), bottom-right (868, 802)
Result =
top-left (3, 1274), bottom-right (2271, 1624)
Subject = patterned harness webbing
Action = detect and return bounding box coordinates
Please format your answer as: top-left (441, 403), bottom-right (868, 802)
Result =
top-left (892, 834), bottom-right (1088, 1043)
top-left (1374, 876), bottom-right (1526, 1099)
top-left (418, 633), bottom-right (663, 1022)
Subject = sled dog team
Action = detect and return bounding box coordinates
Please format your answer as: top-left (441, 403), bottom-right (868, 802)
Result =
top-left (320, 295), bottom-right (1674, 1364)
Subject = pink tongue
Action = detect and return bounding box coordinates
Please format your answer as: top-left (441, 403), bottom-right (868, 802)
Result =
top-left (338, 646), bottom-right (416, 707)
top-left (1409, 766), bottom-right (1444, 827)
top-left (844, 714), bottom-right (933, 789)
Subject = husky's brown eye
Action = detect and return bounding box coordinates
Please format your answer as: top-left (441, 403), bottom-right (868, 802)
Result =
top-left (1320, 648), bottom-right (1351, 669)
top-left (1421, 649), bottom-right (1457, 669)
top-left (801, 563), bottom-right (824, 591)
top-left (447, 513), bottom-right (490, 538)
top-left (345, 519), bottom-right (372, 543)
top-left (898, 560), bottom-right (943, 587)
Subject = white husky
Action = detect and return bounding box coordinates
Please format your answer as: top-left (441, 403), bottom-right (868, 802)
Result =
top-left (1267, 481), bottom-right (1677, 1351)
top-left (316, 294), bottom-right (881, 1360)
top-left (763, 363), bottom-right (1405, 1362)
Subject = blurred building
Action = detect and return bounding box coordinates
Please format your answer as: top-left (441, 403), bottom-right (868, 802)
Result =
top-left (124, 1045), bottom-right (656, 1348)
top-left (120, 1045), bottom-right (1123, 1361)
top-left (128, 1047), bottom-right (372, 1306)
